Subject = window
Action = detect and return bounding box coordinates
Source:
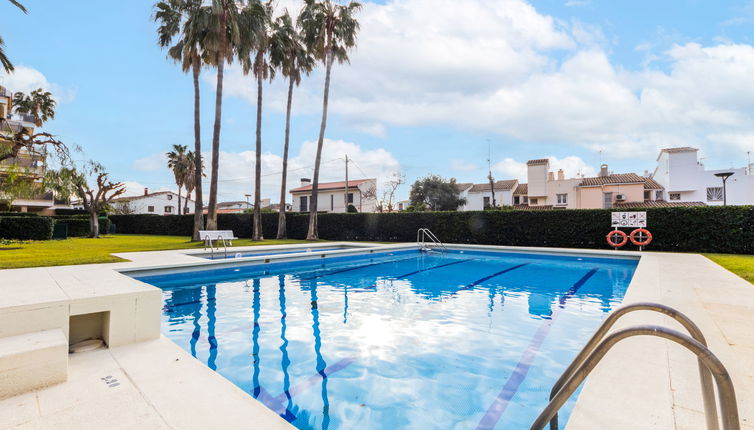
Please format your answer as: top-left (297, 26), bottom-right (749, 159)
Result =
top-left (167, 194), bottom-right (173, 200)
top-left (655, 190), bottom-right (663, 200)
top-left (347, 193), bottom-right (354, 203)
top-left (514, 195), bottom-right (520, 205)
top-left (556, 193), bottom-right (568, 205)
top-left (164, 206), bottom-right (173, 213)
top-left (147, 206), bottom-right (154, 213)
top-left (483, 196), bottom-right (491, 208)
top-left (523, 196), bottom-right (529, 204)
top-left (300, 196), bottom-right (308, 212)
top-left (530, 198), bottom-right (538, 205)
top-left (330, 194), bottom-right (334, 211)
top-left (643, 190), bottom-right (651, 201)
top-left (603, 192), bottom-right (613, 209)
top-left (706, 187), bottom-right (723, 202)
top-left (669, 193), bottom-right (681, 201)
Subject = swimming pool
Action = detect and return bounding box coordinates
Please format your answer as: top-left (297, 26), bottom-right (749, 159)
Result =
top-left (136, 248), bottom-right (637, 429)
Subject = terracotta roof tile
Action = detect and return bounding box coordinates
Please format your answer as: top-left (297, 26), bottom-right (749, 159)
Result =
top-left (643, 178), bottom-right (663, 190)
top-left (613, 201), bottom-right (706, 208)
top-left (579, 173), bottom-right (646, 187)
top-left (514, 183), bottom-right (528, 194)
top-left (512, 204), bottom-right (554, 211)
top-left (469, 179), bottom-right (518, 192)
top-left (290, 179), bottom-right (372, 193)
top-left (526, 158), bottom-right (549, 166)
top-left (455, 182), bottom-right (473, 192)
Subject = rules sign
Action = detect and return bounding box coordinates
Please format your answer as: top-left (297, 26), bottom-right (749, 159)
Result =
top-left (611, 211), bottom-right (647, 228)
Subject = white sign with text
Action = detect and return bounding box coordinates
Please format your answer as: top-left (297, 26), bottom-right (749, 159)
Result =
top-left (611, 211), bottom-right (647, 228)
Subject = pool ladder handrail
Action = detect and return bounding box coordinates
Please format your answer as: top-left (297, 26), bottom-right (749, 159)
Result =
top-left (531, 302), bottom-right (740, 430)
top-left (204, 235), bottom-right (229, 259)
top-left (417, 228), bottom-right (446, 253)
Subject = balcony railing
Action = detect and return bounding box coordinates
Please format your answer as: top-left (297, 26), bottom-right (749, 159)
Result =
top-left (16, 113), bottom-right (36, 124)
top-left (0, 87), bottom-right (10, 97)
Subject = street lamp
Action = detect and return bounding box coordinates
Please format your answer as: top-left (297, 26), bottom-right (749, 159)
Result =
top-left (714, 172), bottom-right (734, 206)
top-left (244, 193), bottom-right (252, 208)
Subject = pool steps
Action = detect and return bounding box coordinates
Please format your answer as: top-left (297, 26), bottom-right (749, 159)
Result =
top-left (0, 329), bottom-right (68, 399)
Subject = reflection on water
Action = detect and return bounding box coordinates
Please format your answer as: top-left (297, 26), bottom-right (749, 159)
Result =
top-left (156, 251), bottom-right (636, 429)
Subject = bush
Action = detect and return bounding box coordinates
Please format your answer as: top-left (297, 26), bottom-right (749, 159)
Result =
top-left (0, 216), bottom-right (54, 240)
top-left (0, 212), bottom-right (39, 217)
top-left (107, 206), bottom-right (754, 254)
top-left (53, 217), bottom-right (111, 237)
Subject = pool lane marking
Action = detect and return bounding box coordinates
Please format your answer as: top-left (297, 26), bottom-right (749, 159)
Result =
top-left (396, 258), bottom-right (476, 278)
top-left (456, 263), bottom-right (529, 293)
top-left (297, 255), bottom-right (422, 281)
top-left (475, 267), bottom-right (599, 430)
top-left (250, 356), bottom-right (358, 423)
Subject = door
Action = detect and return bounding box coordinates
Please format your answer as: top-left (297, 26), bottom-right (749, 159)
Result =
top-left (300, 196), bottom-right (308, 212)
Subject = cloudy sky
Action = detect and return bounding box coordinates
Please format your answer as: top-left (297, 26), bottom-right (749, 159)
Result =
top-left (3, 0), bottom-right (754, 202)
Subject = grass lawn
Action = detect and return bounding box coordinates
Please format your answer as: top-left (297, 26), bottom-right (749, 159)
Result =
top-left (0, 234), bottom-right (314, 269)
top-left (704, 253), bottom-right (754, 284)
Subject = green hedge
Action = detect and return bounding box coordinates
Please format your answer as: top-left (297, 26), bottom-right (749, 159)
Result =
top-left (53, 217), bottom-right (111, 237)
top-left (0, 212), bottom-right (39, 217)
top-left (0, 216), bottom-right (54, 240)
top-left (110, 206), bottom-right (754, 254)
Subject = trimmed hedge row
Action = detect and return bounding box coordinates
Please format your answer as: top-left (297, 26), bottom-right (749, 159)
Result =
top-left (54, 217), bottom-right (112, 237)
top-left (0, 216), bottom-right (54, 240)
top-left (110, 206), bottom-right (754, 254)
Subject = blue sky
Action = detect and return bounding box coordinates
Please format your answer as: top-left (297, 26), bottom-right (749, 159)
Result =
top-left (3, 0), bottom-right (754, 203)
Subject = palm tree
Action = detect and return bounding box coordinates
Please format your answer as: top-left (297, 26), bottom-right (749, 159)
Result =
top-left (239, 0), bottom-right (273, 241)
top-left (155, 0), bottom-right (206, 238)
top-left (298, 0), bottom-right (361, 240)
top-left (183, 150), bottom-right (196, 214)
top-left (167, 144), bottom-right (189, 215)
top-left (1, 0), bottom-right (27, 73)
top-left (204, 0), bottom-right (243, 230)
top-left (12, 89), bottom-right (55, 127)
top-left (270, 11), bottom-right (314, 239)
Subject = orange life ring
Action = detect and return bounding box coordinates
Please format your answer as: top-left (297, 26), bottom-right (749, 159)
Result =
top-left (606, 230), bottom-right (628, 248)
top-left (629, 228), bottom-right (653, 246)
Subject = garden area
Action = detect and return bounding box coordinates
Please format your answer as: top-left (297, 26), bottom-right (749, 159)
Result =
top-left (0, 234), bottom-right (311, 269)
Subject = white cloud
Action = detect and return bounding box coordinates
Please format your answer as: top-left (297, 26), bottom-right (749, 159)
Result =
top-left (493, 155), bottom-right (596, 182)
top-left (186, 139), bottom-right (400, 203)
top-left (450, 159), bottom-right (479, 172)
top-left (0, 66), bottom-right (75, 103)
top-left (132, 153), bottom-right (167, 172)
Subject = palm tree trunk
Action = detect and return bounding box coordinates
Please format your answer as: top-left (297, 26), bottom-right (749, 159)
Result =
top-left (306, 52), bottom-right (334, 240)
top-left (191, 57), bottom-right (204, 241)
top-left (207, 55), bottom-right (225, 230)
top-left (277, 78), bottom-right (294, 239)
top-left (252, 69), bottom-right (264, 241)
top-left (177, 185), bottom-right (182, 216)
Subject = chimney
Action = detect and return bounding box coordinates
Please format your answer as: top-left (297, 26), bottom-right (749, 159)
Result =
top-left (548, 171), bottom-right (554, 181)
top-left (599, 164), bottom-right (609, 177)
top-left (557, 169), bottom-right (564, 180)
top-left (300, 178), bottom-right (311, 186)
top-left (144, 187), bottom-right (149, 196)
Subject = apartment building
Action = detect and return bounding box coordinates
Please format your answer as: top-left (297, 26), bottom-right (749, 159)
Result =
top-left (0, 85), bottom-right (64, 214)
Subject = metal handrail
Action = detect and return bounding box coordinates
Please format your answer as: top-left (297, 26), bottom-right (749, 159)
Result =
top-left (531, 325), bottom-right (740, 430)
top-left (218, 236), bottom-right (228, 259)
top-left (417, 228), bottom-right (446, 253)
top-left (547, 302), bottom-right (718, 430)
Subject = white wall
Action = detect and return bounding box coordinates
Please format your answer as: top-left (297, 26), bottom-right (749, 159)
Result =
top-left (292, 180), bottom-right (378, 213)
top-left (654, 151), bottom-right (754, 205)
top-left (114, 192), bottom-right (195, 215)
top-left (462, 189), bottom-right (514, 210)
top-left (528, 163), bottom-right (549, 199)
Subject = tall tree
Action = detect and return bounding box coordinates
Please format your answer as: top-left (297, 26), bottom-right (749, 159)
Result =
top-left (12, 89), bottom-right (56, 127)
top-left (298, 0), bottom-right (361, 240)
top-left (239, 0), bottom-right (273, 241)
top-left (183, 150), bottom-right (200, 214)
top-left (1, 0), bottom-right (27, 73)
top-left (155, 0), bottom-right (207, 239)
top-left (204, 0), bottom-right (243, 230)
top-left (167, 144), bottom-right (189, 215)
top-left (408, 175), bottom-right (467, 211)
top-left (270, 10), bottom-right (314, 239)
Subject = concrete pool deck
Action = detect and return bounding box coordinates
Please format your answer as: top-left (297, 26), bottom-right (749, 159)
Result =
top-left (0, 243), bottom-right (752, 429)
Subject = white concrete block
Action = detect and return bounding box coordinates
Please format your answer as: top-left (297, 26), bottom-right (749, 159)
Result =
top-left (0, 330), bottom-right (68, 400)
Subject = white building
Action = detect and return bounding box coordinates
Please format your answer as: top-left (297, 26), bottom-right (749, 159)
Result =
top-left (652, 147), bottom-right (754, 206)
top-left (111, 189), bottom-right (195, 215)
top-left (459, 180), bottom-right (519, 210)
top-left (290, 178), bottom-right (378, 213)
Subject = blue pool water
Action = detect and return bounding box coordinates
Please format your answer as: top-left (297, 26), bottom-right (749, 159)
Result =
top-left (136, 249), bottom-right (637, 429)
top-left (202, 246), bottom-right (354, 260)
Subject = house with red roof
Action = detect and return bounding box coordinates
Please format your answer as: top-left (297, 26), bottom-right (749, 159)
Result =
top-left (289, 178), bottom-right (378, 213)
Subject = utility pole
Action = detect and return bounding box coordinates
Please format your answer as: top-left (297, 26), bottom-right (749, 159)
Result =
top-left (487, 140), bottom-right (496, 208)
top-left (344, 154), bottom-right (349, 212)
